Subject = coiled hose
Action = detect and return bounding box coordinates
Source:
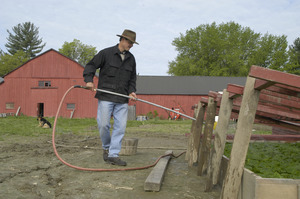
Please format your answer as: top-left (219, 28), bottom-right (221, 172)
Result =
top-left (52, 85), bottom-right (186, 171)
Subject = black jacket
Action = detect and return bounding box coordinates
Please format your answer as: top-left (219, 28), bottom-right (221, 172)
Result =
top-left (83, 44), bottom-right (137, 103)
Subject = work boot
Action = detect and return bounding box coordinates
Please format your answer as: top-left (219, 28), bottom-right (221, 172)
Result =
top-left (103, 149), bottom-right (109, 162)
top-left (107, 157), bottom-right (127, 166)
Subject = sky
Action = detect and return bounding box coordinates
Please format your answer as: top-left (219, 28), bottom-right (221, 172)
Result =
top-left (0, 0), bottom-right (299, 76)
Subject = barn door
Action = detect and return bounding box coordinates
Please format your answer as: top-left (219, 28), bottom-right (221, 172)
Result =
top-left (37, 103), bottom-right (44, 117)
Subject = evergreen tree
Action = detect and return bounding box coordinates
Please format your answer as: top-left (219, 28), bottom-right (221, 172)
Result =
top-left (5, 22), bottom-right (46, 58)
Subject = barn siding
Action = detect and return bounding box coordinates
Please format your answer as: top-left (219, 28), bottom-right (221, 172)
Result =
top-left (129, 94), bottom-right (205, 119)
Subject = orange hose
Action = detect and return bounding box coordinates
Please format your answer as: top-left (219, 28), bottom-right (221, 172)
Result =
top-left (52, 85), bottom-right (186, 172)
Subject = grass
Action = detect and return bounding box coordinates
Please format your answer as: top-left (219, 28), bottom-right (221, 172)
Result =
top-left (0, 116), bottom-right (98, 137)
top-left (0, 116), bottom-right (52, 137)
top-left (126, 119), bottom-right (192, 134)
top-left (226, 122), bottom-right (272, 135)
top-left (224, 142), bottom-right (300, 179)
top-left (0, 116), bottom-right (273, 139)
top-left (0, 116), bottom-right (193, 139)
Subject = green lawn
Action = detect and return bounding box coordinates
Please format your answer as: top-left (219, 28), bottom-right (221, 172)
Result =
top-left (0, 116), bottom-right (193, 138)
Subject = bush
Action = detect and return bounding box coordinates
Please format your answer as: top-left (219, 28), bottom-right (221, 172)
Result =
top-left (146, 111), bottom-right (153, 119)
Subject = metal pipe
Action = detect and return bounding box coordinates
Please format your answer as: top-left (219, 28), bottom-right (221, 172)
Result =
top-left (76, 86), bottom-right (196, 121)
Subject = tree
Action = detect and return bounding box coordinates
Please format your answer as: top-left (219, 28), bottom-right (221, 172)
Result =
top-left (58, 39), bottom-right (97, 66)
top-left (286, 37), bottom-right (300, 75)
top-left (0, 50), bottom-right (30, 77)
top-left (5, 22), bottom-right (46, 58)
top-left (168, 22), bottom-right (289, 76)
top-left (249, 33), bottom-right (288, 71)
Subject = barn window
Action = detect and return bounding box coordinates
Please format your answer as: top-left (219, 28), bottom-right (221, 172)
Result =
top-left (38, 81), bottom-right (51, 87)
top-left (67, 103), bottom-right (75, 110)
top-left (6, 103), bottom-right (14, 109)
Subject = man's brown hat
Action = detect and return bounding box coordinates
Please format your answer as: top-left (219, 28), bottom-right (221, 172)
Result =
top-left (117, 29), bottom-right (139, 45)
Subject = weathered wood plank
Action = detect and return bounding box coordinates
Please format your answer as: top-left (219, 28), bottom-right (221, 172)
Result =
top-left (188, 102), bottom-right (205, 166)
top-left (185, 107), bottom-right (197, 162)
top-left (249, 65), bottom-right (300, 89)
top-left (144, 150), bottom-right (173, 192)
top-left (220, 77), bottom-right (260, 199)
top-left (232, 97), bottom-right (300, 120)
top-left (197, 97), bottom-right (216, 176)
top-left (206, 89), bottom-right (233, 191)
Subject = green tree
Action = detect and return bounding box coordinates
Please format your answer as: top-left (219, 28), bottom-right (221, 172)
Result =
top-left (285, 37), bottom-right (300, 75)
top-left (0, 50), bottom-right (30, 76)
top-left (59, 39), bottom-right (97, 66)
top-left (250, 34), bottom-right (288, 71)
top-left (5, 22), bottom-right (46, 58)
top-left (168, 22), bottom-right (289, 76)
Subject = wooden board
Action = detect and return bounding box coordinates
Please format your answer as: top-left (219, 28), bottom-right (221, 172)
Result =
top-left (188, 102), bottom-right (205, 166)
top-left (144, 150), bottom-right (173, 192)
top-left (221, 77), bottom-right (260, 199)
top-left (197, 97), bottom-right (216, 176)
top-left (206, 89), bottom-right (233, 191)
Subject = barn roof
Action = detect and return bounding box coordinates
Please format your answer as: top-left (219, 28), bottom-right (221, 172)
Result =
top-left (136, 76), bottom-right (247, 95)
top-left (0, 48), bottom-right (84, 78)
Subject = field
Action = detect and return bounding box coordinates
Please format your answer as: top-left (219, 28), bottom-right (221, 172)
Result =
top-left (0, 116), bottom-right (220, 199)
top-left (1, 116), bottom-right (298, 199)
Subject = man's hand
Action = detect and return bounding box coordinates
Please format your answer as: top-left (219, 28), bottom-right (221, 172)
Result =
top-left (86, 82), bottom-right (94, 91)
top-left (129, 92), bottom-right (137, 101)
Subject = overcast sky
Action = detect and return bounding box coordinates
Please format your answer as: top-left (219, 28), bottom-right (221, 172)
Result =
top-left (0, 0), bottom-right (299, 75)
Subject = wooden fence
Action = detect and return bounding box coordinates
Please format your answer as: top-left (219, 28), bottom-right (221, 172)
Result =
top-left (186, 65), bottom-right (300, 199)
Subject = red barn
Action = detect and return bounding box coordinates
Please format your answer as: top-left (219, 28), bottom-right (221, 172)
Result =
top-left (131, 76), bottom-right (246, 119)
top-left (0, 49), bottom-right (98, 118)
top-left (0, 49), bottom-right (246, 119)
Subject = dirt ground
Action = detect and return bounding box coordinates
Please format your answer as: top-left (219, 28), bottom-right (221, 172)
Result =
top-left (0, 130), bottom-right (221, 199)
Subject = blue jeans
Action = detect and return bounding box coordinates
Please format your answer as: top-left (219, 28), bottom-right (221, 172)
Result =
top-left (97, 100), bottom-right (128, 157)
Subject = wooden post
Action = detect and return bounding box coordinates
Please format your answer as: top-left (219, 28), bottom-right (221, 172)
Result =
top-left (205, 89), bottom-right (233, 191)
top-left (16, 106), bottom-right (21, 116)
top-left (220, 77), bottom-right (260, 199)
top-left (120, 138), bottom-right (139, 155)
top-left (188, 102), bottom-right (205, 166)
top-left (186, 102), bottom-right (205, 163)
top-left (127, 105), bottom-right (136, 121)
top-left (70, 109), bottom-right (75, 119)
top-left (197, 97), bottom-right (216, 176)
top-left (185, 106), bottom-right (197, 161)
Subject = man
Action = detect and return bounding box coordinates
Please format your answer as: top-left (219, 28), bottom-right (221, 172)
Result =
top-left (83, 29), bottom-right (138, 166)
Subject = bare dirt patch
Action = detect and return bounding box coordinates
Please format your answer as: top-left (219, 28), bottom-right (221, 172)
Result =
top-left (0, 131), bottom-right (221, 199)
